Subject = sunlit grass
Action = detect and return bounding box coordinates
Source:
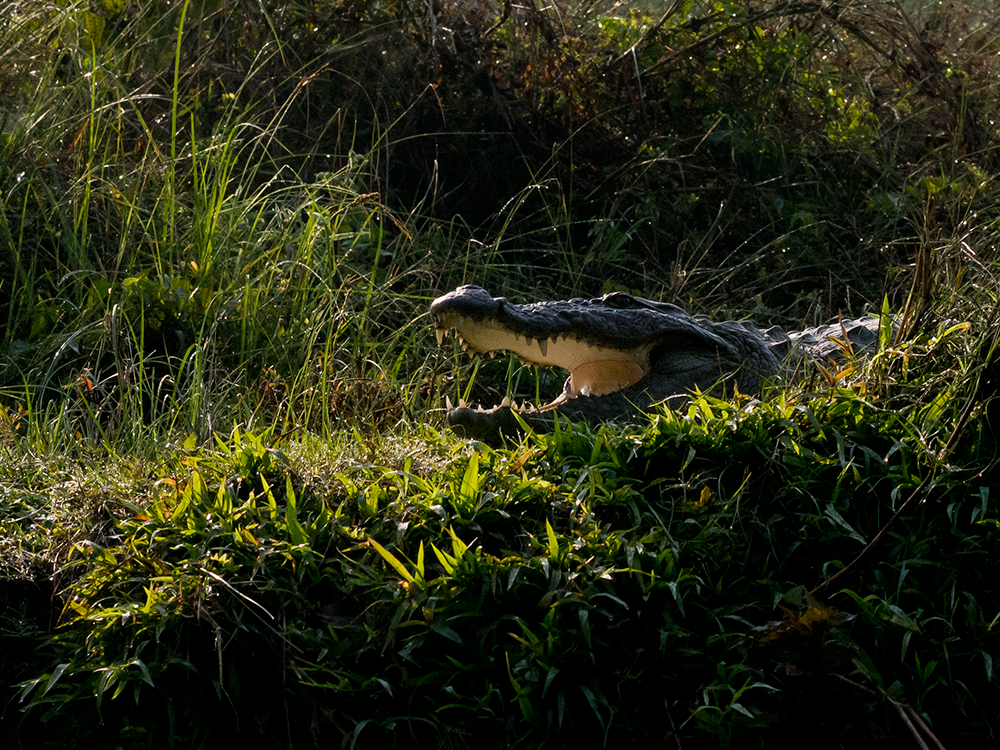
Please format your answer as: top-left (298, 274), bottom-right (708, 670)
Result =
top-left (2, 0), bottom-right (1000, 747)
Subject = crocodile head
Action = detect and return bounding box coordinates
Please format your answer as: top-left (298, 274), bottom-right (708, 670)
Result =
top-left (430, 285), bottom-right (782, 441)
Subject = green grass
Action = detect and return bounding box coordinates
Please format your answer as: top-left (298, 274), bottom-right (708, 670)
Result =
top-left (2, 0), bottom-right (1000, 747)
top-left (4, 375), bottom-right (998, 747)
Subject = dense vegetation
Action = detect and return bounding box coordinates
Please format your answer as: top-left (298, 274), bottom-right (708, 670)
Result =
top-left (1, 0), bottom-right (999, 747)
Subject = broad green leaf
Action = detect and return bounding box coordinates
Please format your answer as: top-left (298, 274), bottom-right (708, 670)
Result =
top-left (415, 540), bottom-right (425, 580)
top-left (542, 666), bottom-right (560, 698)
top-left (369, 539), bottom-right (415, 584)
top-left (431, 543), bottom-right (456, 575)
top-left (879, 294), bottom-right (894, 348)
top-left (545, 519), bottom-right (559, 559)
top-left (448, 526), bottom-right (468, 558)
top-left (260, 476), bottom-right (278, 521)
top-left (285, 476), bottom-right (308, 545)
top-left (40, 663), bottom-right (69, 697)
top-left (578, 685), bottom-right (606, 730)
top-left (82, 11), bottom-right (105, 50)
top-left (824, 503), bottom-right (866, 544)
top-left (459, 452), bottom-right (480, 509)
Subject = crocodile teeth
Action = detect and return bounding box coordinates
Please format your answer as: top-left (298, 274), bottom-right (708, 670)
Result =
top-left (459, 398), bottom-right (468, 408)
top-left (501, 396), bottom-right (511, 406)
top-left (446, 395), bottom-right (453, 410)
top-left (537, 338), bottom-right (548, 357)
top-left (435, 327), bottom-right (446, 346)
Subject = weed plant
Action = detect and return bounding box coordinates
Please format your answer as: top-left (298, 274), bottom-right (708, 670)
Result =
top-left (2, 0), bottom-right (1000, 747)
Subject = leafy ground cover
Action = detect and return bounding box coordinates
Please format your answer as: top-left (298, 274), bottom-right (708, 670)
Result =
top-left (2, 0), bottom-right (1000, 747)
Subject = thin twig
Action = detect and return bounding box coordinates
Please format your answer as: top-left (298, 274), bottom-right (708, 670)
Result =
top-left (831, 674), bottom-right (949, 750)
top-left (905, 705), bottom-right (949, 750)
top-left (809, 473), bottom-right (931, 597)
top-left (892, 701), bottom-right (932, 750)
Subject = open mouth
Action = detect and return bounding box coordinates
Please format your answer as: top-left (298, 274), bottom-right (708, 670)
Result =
top-left (432, 310), bottom-right (652, 412)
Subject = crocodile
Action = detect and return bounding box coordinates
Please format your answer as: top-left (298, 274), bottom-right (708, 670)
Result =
top-left (431, 285), bottom-right (887, 442)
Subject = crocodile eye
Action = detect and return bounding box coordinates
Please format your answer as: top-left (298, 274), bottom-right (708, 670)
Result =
top-left (601, 292), bottom-right (639, 309)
